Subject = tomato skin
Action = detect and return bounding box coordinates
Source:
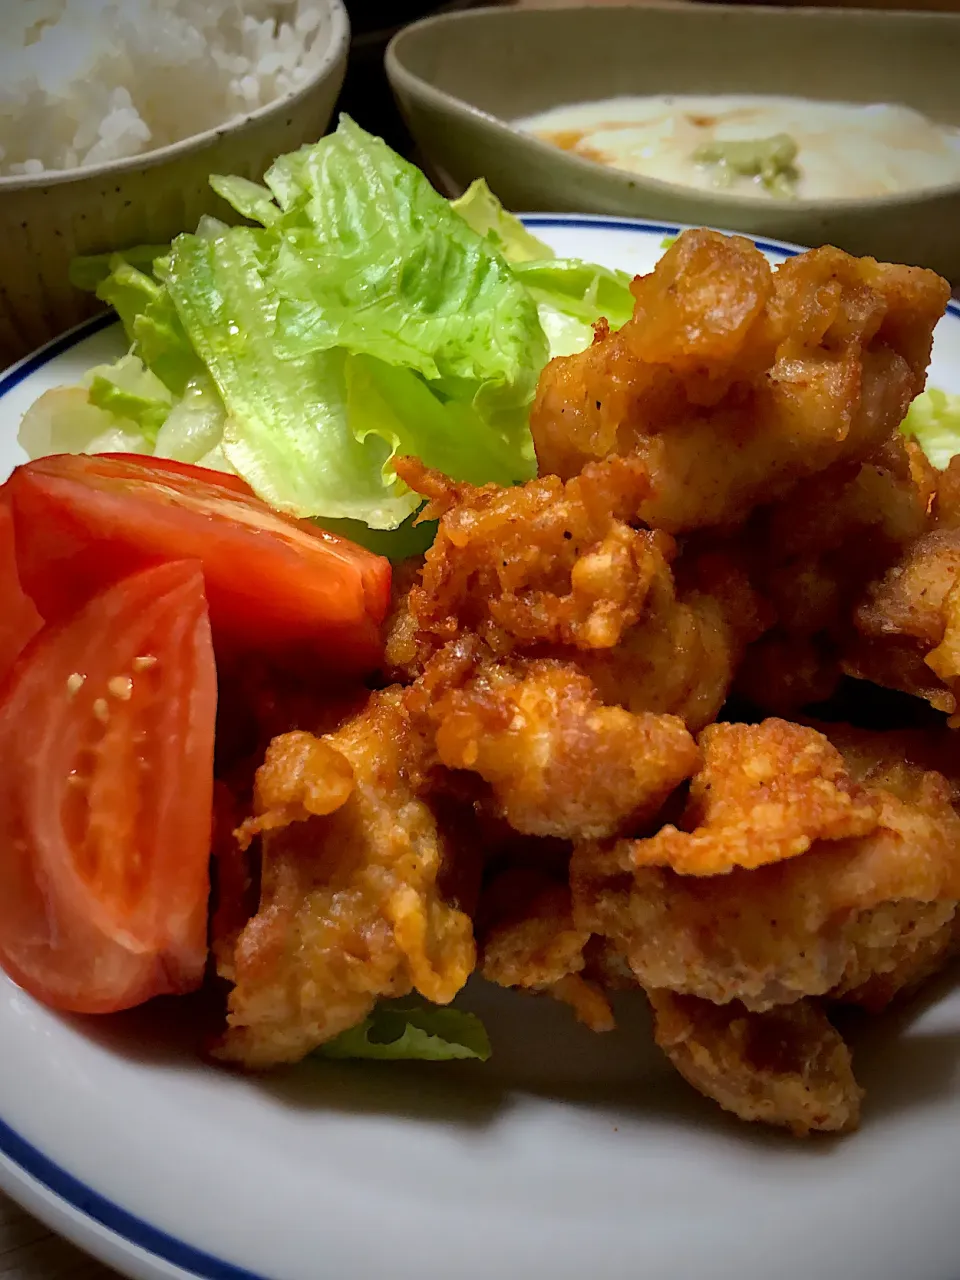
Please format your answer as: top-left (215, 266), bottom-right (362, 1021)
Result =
top-left (5, 454), bottom-right (391, 674)
top-left (0, 561), bottom-right (216, 1014)
top-left (0, 503), bottom-right (42, 683)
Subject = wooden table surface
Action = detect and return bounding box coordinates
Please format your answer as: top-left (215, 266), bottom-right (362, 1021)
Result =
top-left (0, 1197), bottom-right (115, 1280)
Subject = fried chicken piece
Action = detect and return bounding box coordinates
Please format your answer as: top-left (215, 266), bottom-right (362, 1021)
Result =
top-left (418, 639), bottom-right (699, 840)
top-left (531, 229), bottom-right (948, 534)
top-left (573, 753), bottom-right (960, 1011)
top-left (829, 902), bottom-right (958, 1012)
top-left (803, 722), bottom-right (960, 1011)
top-left (630, 721), bottom-right (880, 875)
top-left (391, 459), bottom-right (769, 730)
top-left (216, 688), bottom-right (476, 1068)
top-left (648, 991), bottom-right (862, 1135)
top-left (816, 720), bottom-right (960, 804)
top-left (387, 454), bottom-right (661, 672)
top-left (736, 436), bottom-right (937, 715)
top-left (932, 455), bottom-right (960, 528)
top-left (478, 869), bottom-right (614, 1032)
top-left (844, 528), bottom-right (960, 719)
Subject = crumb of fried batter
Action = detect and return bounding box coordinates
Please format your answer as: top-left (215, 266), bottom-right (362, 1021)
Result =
top-left (478, 868), bottom-right (615, 1032)
top-left (531, 229), bottom-right (949, 534)
top-left (630, 720), bottom-right (880, 876)
top-left (233, 730), bottom-right (354, 851)
top-left (649, 991), bottom-right (863, 1135)
top-left (549, 974), bottom-right (616, 1033)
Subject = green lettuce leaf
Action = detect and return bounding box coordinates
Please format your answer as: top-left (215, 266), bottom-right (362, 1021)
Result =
top-left (153, 371), bottom-right (227, 464)
top-left (447, 179), bottom-right (635, 356)
top-left (86, 353), bottom-right (173, 445)
top-left (319, 1004), bottom-right (491, 1062)
top-left (513, 258), bottom-right (634, 329)
top-left (164, 225), bottom-right (417, 525)
top-left (69, 243), bottom-right (169, 294)
top-left (901, 387), bottom-right (960, 470)
top-left (265, 117), bottom-right (546, 428)
top-left (210, 174), bottom-right (281, 228)
top-left (61, 121), bottom-right (650, 537)
top-left (316, 511), bottom-right (438, 561)
top-left (450, 178), bottom-right (553, 263)
top-left (77, 253), bottom-right (202, 400)
top-left (18, 384), bottom-right (150, 461)
top-left (91, 259), bottom-right (164, 346)
top-left (18, 352), bottom-right (169, 459)
top-left (513, 258), bottom-right (636, 358)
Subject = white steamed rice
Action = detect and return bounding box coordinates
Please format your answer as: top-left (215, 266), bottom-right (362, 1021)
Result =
top-left (0, 0), bottom-right (331, 177)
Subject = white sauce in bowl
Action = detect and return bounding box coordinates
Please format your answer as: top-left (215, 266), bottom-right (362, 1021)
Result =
top-left (515, 95), bottom-right (960, 201)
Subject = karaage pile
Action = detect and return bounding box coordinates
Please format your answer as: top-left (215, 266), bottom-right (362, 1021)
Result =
top-left (216, 229), bottom-right (960, 1136)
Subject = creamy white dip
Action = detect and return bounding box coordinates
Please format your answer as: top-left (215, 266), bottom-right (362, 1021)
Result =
top-left (515, 95), bottom-right (960, 201)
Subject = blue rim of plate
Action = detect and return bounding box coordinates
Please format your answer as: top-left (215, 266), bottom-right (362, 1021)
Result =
top-left (0, 211), bottom-right (958, 1280)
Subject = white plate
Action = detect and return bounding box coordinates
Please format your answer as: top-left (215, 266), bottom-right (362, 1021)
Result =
top-left (2, 216), bottom-right (960, 1280)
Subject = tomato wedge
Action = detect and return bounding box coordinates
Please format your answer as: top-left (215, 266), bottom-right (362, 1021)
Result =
top-left (0, 560), bottom-right (216, 1013)
top-left (5, 454), bottom-right (391, 673)
top-left (0, 503), bottom-right (42, 683)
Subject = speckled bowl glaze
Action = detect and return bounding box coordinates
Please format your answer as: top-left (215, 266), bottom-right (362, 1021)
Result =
top-left (0, 0), bottom-right (349, 366)
top-left (386, 3), bottom-right (960, 282)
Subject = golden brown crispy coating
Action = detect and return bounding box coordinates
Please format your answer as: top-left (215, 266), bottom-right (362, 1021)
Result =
top-left (573, 756), bottom-right (960, 1011)
top-left (216, 689), bottom-right (476, 1068)
top-left (649, 991), bottom-right (863, 1135)
top-left (531, 229), bottom-right (949, 534)
top-left (379, 553), bottom-right (425, 680)
top-left (845, 528), bottom-right (960, 719)
top-left (736, 437), bottom-right (937, 715)
top-left (829, 902), bottom-right (958, 1012)
top-left (630, 720), bottom-right (880, 875)
top-left (933, 456), bottom-right (960, 528)
top-left (233, 731), bottom-right (354, 850)
top-left (388, 454), bottom-right (661, 669)
top-left (808, 722), bottom-right (960, 1011)
top-left (478, 869), bottom-right (614, 1032)
top-left (816, 720), bottom-right (960, 804)
top-left (390, 459), bottom-right (769, 731)
top-left (576, 546), bottom-right (770, 731)
top-left (417, 638), bottom-right (699, 840)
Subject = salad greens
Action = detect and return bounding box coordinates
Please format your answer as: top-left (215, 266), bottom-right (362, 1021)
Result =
top-left (901, 387), bottom-right (960, 471)
top-left (28, 116), bottom-right (636, 536)
top-left (319, 1002), bottom-right (491, 1063)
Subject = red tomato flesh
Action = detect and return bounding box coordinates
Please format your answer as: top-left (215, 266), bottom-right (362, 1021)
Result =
top-left (6, 454), bottom-right (391, 673)
top-left (0, 503), bottom-right (42, 683)
top-left (0, 560), bottom-right (217, 1013)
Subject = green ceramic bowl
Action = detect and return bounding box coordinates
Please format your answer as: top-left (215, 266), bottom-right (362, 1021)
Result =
top-left (386, 3), bottom-right (960, 280)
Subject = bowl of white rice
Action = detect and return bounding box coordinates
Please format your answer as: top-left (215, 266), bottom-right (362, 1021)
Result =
top-left (0, 0), bottom-right (350, 364)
